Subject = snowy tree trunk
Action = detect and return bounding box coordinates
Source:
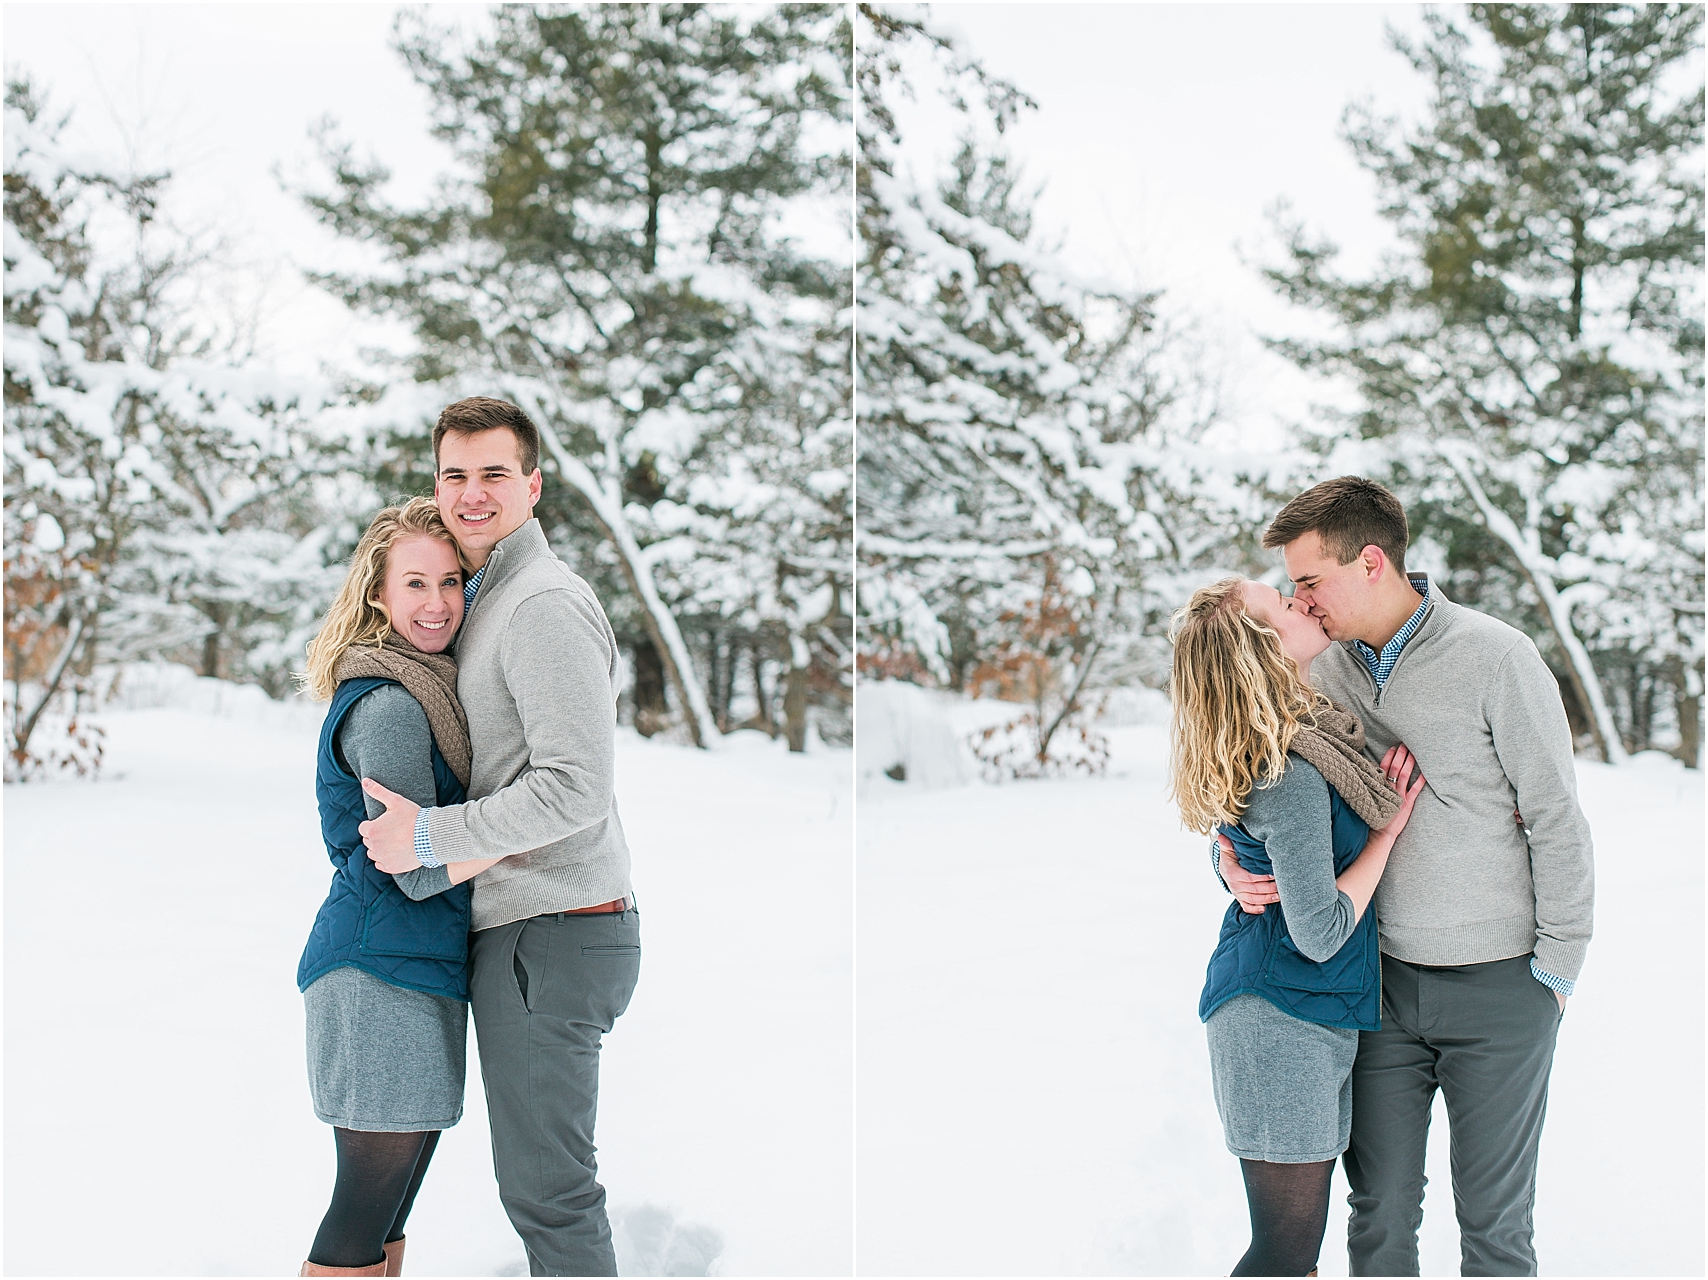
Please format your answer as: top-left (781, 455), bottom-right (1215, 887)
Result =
top-left (530, 424), bottom-right (720, 749)
top-left (1438, 443), bottom-right (1628, 764)
top-left (784, 632), bottom-right (811, 754)
top-left (749, 642), bottom-right (777, 738)
top-left (1666, 651), bottom-right (1702, 769)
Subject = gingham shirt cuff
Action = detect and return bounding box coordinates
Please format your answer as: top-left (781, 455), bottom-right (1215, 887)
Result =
top-left (413, 808), bottom-right (443, 868)
top-left (1530, 959), bottom-right (1574, 997)
top-left (1211, 838), bottom-right (1230, 892)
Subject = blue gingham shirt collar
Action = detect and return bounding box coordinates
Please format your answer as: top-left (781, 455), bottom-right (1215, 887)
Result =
top-left (1351, 575), bottom-right (1431, 690)
top-left (463, 565), bottom-right (485, 616)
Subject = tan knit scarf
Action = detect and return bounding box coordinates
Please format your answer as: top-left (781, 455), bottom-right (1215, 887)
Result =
top-left (333, 637), bottom-right (471, 788)
top-left (1289, 699), bottom-right (1403, 831)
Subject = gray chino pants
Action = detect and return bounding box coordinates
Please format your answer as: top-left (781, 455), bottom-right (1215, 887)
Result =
top-left (470, 906), bottom-right (642, 1277)
top-left (1343, 954), bottom-right (1562, 1277)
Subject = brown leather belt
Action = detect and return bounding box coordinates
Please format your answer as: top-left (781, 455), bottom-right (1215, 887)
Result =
top-left (554, 897), bottom-right (627, 916)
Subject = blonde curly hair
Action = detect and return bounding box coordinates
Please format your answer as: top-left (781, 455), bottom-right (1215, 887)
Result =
top-left (298, 498), bottom-right (465, 701)
top-left (1166, 577), bottom-right (1328, 834)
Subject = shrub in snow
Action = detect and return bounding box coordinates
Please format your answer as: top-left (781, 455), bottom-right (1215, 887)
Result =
top-left (968, 713), bottom-right (1109, 784)
top-left (961, 561), bottom-right (1110, 780)
top-left (4, 680), bottom-right (105, 783)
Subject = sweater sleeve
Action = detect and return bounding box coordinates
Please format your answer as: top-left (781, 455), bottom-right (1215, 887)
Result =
top-left (424, 587), bottom-right (617, 864)
top-left (1486, 640), bottom-right (1595, 983)
top-left (1242, 758), bottom-right (1360, 964)
top-left (339, 684), bottom-right (454, 902)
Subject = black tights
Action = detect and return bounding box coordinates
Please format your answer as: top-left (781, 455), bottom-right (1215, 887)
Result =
top-left (308, 1128), bottom-right (441, 1268)
top-left (1230, 1157), bottom-right (1332, 1277)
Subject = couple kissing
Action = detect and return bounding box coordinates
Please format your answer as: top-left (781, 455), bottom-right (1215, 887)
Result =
top-left (1169, 476), bottom-right (1593, 1277)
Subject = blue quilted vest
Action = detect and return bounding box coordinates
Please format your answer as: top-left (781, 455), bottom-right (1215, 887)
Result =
top-left (1198, 767), bottom-right (1382, 1032)
top-left (296, 677), bottom-right (472, 1002)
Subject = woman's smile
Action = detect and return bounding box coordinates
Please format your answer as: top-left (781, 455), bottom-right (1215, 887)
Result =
top-left (377, 534), bottom-right (465, 653)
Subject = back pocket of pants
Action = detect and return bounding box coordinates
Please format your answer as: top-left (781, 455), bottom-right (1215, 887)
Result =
top-left (581, 945), bottom-right (641, 957)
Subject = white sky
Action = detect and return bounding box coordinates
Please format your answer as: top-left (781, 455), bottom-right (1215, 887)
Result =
top-left (886, 3), bottom-right (1436, 448)
top-left (6, 2), bottom-right (853, 383)
top-left (3, 2), bottom-right (495, 374)
top-left (8, 2), bottom-right (1436, 440)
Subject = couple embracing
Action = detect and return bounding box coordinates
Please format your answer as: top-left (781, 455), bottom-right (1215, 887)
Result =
top-left (294, 397), bottom-right (637, 1277)
top-left (1169, 478), bottom-right (1594, 1277)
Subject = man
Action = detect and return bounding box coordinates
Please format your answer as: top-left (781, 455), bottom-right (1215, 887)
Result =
top-left (1220, 476), bottom-right (1593, 1276)
top-left (360, 396), bottom-right (639, 1277)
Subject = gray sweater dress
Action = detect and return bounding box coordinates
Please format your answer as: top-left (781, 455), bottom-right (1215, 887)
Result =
top-left (1205, 759), bottom-right (1364, 1164)
top-left (302, 684), bottom-right (467, 1132)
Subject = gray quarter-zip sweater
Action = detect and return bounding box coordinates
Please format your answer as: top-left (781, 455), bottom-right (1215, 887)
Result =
top-left (424, 518), bottom-right (633, 931)
top-left (1311, 579), bottom-right (1593, 981)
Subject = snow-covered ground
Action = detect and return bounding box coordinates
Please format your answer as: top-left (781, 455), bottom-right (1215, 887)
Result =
top-left (5, 669), bottom-right (853, 1277)
top-left (8, 672), bottom-right (1698, 1277)
top-left (856, 692), bottom-right (1704, 1277)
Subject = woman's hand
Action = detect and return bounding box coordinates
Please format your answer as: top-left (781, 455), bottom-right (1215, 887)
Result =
top-left (1338, 746), bottom-right (1425, 922)
top-left (1218, 832), bottom-right (1279, 914)
top-left (1376, 744), bottom-right (1427, 841)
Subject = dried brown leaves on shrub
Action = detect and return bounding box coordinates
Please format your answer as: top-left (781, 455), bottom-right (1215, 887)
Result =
top-left (965, 560), bottom-right (1108, 782)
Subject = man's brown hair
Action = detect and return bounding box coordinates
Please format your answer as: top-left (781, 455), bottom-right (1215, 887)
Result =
top-left (1263, 476), bottom-right (1409, 573)
top-left (433, 397), bottom-right (542, 476)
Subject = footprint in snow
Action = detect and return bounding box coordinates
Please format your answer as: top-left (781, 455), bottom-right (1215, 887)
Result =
top-left (612, 1202), bottom-right (725, 1277)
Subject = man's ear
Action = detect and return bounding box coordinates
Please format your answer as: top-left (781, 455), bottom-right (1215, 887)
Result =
top-left (1361, 544), bottom-right (1388, 582)
top-left (527, 468), bottom-right (543, 509)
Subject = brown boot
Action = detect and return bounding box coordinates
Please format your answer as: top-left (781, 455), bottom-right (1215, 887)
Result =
top-left (383, 1238), bottom-right (406, 1277)
top-left (299, 1260), bottom-right (387, 1276)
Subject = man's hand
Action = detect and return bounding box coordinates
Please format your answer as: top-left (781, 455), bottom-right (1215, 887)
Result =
top-left (1219, 833), bottom-right (1279, 914)
top-left (1554, 989), bottom-right (1567, 1012)
top-left (358, 778), bottom-right (425, 874)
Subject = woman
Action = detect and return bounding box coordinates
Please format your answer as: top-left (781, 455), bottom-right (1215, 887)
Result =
top-left (294, 498), bottom-right (497, 1278)
top-left (1168, 578), bottom-right (1425, 1277)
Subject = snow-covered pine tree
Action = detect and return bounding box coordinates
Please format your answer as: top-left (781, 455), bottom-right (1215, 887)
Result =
top-left (4, 79), bottom-right (346, 778)
top-left (1262, 4), bottom-right (1704, 764)
top-left (856, 6), bottom-right (1229, 728)
top-left (301, 4), bottom-right (851, 749)
top-left (114, 399), bottom-right (355, 693)
top-left (648, 304), bottom-right (853, 749)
